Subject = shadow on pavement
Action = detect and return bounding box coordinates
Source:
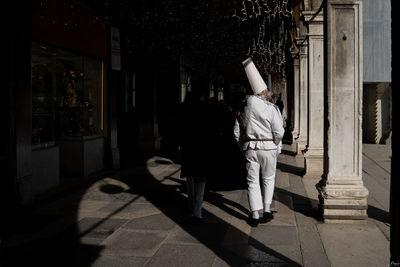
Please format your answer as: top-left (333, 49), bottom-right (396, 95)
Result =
top-left (1, 155), bottom-right (302, 266)
top-left (277, 162), bottom-right (305, 176)
top-left (368, 204), bottom-right (391, 224)
top-left (0, 176), bottom-right (108, 266)
top-left (116, 158), bottom-right (302, 266)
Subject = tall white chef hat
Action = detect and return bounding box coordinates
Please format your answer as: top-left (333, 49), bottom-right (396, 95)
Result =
top-left (242, 58), bottom-right (268, 95)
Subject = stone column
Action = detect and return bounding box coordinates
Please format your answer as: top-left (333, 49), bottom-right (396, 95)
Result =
top-left (302, 12), bottom-right (324, 179)
top-left (290, 48), bottom-right (300, 146)
top-left (295, 37), bottom-right (308, 155)
top-left (280, 77), bottom-right (288, 128)
top-left (316, 0), bottom-right (368, 222)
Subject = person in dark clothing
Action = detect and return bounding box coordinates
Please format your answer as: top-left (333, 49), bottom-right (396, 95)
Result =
top-left (275, 93), bottom-right (284, 115)
top-left (178, 80), bottom-right (212, 223)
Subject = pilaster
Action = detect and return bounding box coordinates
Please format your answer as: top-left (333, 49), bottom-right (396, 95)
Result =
top-left (302, 11), bottom-right (324, 179)
top-left (295, 36), bottom-right (308, 156)
top-left (290, 47), bottom-right (300, 147)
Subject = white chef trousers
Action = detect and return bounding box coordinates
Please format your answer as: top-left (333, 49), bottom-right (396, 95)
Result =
top-left (245, 149), bottom-right (277, 212)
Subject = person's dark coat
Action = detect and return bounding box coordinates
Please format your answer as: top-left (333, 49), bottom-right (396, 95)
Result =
top-left (178, 93), bottom-right (213, 178)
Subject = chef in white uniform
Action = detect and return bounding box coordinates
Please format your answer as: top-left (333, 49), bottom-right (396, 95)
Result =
top-left (234, 58), bottom-right (284, 227)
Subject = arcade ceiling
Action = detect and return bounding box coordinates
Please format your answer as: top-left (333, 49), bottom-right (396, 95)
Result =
top-left (70, 0), bottom-right (302, 80)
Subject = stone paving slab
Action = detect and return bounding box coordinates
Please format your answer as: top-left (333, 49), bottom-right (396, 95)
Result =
top-left (202, 201), bottom-right (240, 220)
top-left (266, 244), bottom-right (303, 265)
top-left (366, 196), bottom-right (390, 240)
top-left (98, 201), bottom-right (158, 215)
top-left (146, 244), bottom-right (217, 267)
top-left (362, 165), bottom-right (391, 211)
top-left (302, 178), bottom-right (320, 210)
top-left (362, 155), bottom-right (391, 192)
top-left (100, 229), bottom-right (169, 257)
top-left (317, 222), bottom-right (390, 267)
top-left (92, 255), bottom-right (150, 267)
top-left (294, 213), bottom-right (330, 267)
top-left (165, 223), bottom-right (229, 245)
top-left (238, 189), bottom-right (251, 213)
top-left (268, 192), bottom-right (296, 226)
top-left (82, 191), bottom-right (150, 203)
top-left (250, 226), bottom-right (299, 246)
top-left (276, 170), bottom-right (290, 188)
top-left (239, 243), bottom-right (296, 265)
top-left (212, 255), bottom-right (249, 267)
top-left (122, 213), bottom-right (176, 231)
top-left (221, 224), bottom-right (251, 247)
top-left (216, 215), bottom-right (251, 235)
top-left (363, 144), bottom-right (391, 173)
top-left (77, 217), bottom-right (128, 241)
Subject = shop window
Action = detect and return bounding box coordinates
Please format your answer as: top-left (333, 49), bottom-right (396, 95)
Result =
top-left (32, 42), bottom-right (104, 146)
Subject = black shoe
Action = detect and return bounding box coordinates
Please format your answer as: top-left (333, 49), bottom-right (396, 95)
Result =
top-left (247, 216), bottom-right (259, 227)
top-left (260, 212), bottom-right (274, 223)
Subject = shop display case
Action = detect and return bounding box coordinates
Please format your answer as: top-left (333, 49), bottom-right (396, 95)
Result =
top-left (55, 52), bottom-right (103, 138)
top-left (32, 42), bottom-right (103, 140)
top-left (32, 42), bottom-right (105, 176)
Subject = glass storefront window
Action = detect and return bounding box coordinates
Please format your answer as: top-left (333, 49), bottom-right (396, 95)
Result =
top-left (32, 42), bottom-right (104, 146)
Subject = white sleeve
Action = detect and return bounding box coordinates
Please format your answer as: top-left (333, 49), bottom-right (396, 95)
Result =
top-left (233, 118), bottom-right (240, 142)
top-left (271, 107), bottom-right (285, 146)
top-left (277, 140), bottom-right (282, 155)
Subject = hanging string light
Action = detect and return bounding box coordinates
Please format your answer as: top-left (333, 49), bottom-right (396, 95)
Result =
top-left (69, 0), bottom-right (297, 79)
top-left (233, 0), bottom-right (295, 74)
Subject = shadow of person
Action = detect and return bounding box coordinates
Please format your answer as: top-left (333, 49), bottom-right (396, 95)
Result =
top-left (114, 157), bottom-right (302, 266)
top-left (205, 191), bottom-right (249, 221)
top-left (274, 187), bottom-right (323, 222)
top-left (1, 156), bottom-right (302, 267)
top-left (164, 175), bottom-right (249, 222)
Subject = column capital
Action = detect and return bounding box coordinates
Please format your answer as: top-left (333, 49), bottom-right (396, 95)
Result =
top-left (296, 38), bottom-right (308, 56)
top-left (295, 36), bottom-right (308, 47)
top-left (289, 45), bottom-right (299, 59)
top-left (302, 10), bottom-right (324, 23)
top-left (304, 11), bottom-right (324, 36)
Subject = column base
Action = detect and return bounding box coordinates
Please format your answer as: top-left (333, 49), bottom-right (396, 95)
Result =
top-left (316, 179), bottom-right (369, 223)
top-left (291, 130), bottom-right (299, 144)
top-left (282, 142), bottom-right (298, 156)
top-left (295, 140), bottom-right (307, 156)
top-left (303, 149), bottom-right (323, 179)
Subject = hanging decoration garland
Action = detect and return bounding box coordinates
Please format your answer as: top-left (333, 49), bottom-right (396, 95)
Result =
top-left (69, 0), bottom-right (296, 77)
top-left (233, 0), bottom-right (295, 74)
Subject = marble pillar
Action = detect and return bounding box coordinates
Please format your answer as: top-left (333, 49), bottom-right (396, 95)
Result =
top-left (295, 37), bottom-right (308, 155)
top-left (316, 0), bottom-right (368, 222)
top-left (302, 12), bottom-right (324, 179)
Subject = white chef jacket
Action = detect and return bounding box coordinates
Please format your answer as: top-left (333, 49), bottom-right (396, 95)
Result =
top-left (234, 95), bottom-right (284, 151)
